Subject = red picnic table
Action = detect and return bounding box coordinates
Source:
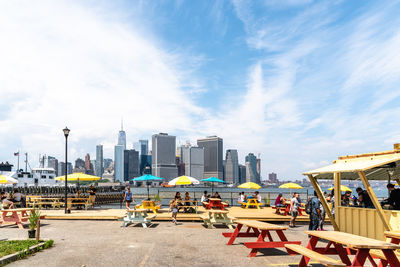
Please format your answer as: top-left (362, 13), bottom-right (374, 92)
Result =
top-left (299, 230), bottom-right (400, 267)
top-left (222, 220), bottom-right (301, 257)
top-left (274, 201), bottom-right (305, 216)
top-left (0, 208), bottom-right (32, 229)
top-left (204, 198), bottom-right (228, 210)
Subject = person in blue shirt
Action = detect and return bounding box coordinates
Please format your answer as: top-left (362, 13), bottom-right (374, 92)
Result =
top-left (123, 186), bottom-right (134, 209)
top-left (309, 191), bottom-right (322, 231)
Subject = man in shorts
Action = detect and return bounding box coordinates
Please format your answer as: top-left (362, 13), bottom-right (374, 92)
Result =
top-left (289, 192), bottom-right (299, 228)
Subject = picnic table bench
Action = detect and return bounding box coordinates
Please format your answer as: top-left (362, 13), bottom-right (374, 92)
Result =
top-left (200, 210), bottom-right (234, 229)
top-left (288, 230), bottom-right (400, 267)
top-left (121, 209), bottom-right (156, 228)
top-left (368, 231), bottom-right (400, 267)
top-left (178, 200), bottom-right (199, 213)
top-left (272, 201), bottom-right (305, 216)
top-left (27, 197), bottom-right (64, 209)
top-left (135, 200), bottom-right (160, 214)
top-left (222, 220), bottom-right (301, 257)
top-left (67, 197), bottom-right (92, 210)
top-left (238, 198), bottom-right (264, 209)
top-left (0, 208), bottom-right (32, 229)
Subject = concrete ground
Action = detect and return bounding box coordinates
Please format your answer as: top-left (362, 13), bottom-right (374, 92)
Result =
top-left (1, 220), bottom-right (373, 267)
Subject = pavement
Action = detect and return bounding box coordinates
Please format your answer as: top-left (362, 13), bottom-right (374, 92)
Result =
top-left (1, 220), bottom-right (366, 267)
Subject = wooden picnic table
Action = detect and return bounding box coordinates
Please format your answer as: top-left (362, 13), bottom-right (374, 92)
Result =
top-left (204, 198), bottom-right (228, 210)
top-left (135, 200), bottom-right (160, 214)
top-left (239, 198), bottom-right (264, 209)
top-left (67, 197), bottom-right (91, 210)
top-left (384, 231), bottom-right (400, 244)
top-left (300, 230), bottom-right (400, 267)
top-left (179, 199), bottom-right (199, 213)
top-left (200, 210), bottom-right (234, 229)
top-left (0, 208), bottom-right (32, 229)
top-left (27, 197), bottom-right (64, 209)
top-left (273, 201), bottom-right (305, 216)
top-left (121, 208), bottom-right (155, 228)
top-left (222, 220), bottom-right (301, 257)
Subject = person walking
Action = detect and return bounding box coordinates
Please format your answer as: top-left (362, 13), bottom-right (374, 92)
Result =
top-left (289, 193), bottom-right (300, 228)
top-left (309, 191), bottom-right (322, 231)
top-left (123, 186), bottom-right (134, 209)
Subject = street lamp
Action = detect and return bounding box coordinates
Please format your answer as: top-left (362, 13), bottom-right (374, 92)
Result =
top-left (63, 127), bottom-right (70, 214)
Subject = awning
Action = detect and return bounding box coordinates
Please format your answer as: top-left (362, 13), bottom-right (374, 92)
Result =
top-left (303, 152), bottom-right (400, 180)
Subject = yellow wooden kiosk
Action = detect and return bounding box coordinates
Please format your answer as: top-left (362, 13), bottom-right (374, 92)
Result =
top-left (304, 143), bottom-right (400, 240)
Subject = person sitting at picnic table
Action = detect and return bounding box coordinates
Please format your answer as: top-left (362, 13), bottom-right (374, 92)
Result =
top-left (356, 187), bottom-right (374, 208)
top-left (289, 192), bottom-right (300, 228)
top-left (201, 191), bottom-right (209, 207)
top-left (212, 192), bottom-right (221, 199)
top-left (274, 193), bottom-right (285, 214)
top-left (123, 186), bottom-right (134, 209)
top-left (0, 191), bottom-right (14, 209)
top-left (11, 189), bottom-right (24, 207)
top-left (238, 192), bottom-right (245, 203)
top-left (381, 183), bottom-right (400, 210)
top-left (341, 191), bottom-right (351, 206)
top-left (242, 192), bottom-right (247, 201)
top-left (253, 191), bottom-right (261, 203)
top-left (169, 196), bottom-right (179, 225)
top-left (89, 185), bottom-right (97, 208)
top-left (183, 192), bottom-right (192, 213)
top-left (74, 190), bottom-right (84, 209)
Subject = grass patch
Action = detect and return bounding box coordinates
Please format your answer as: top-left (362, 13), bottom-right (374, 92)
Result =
top-left (0, 240), bottom-right (39, 258)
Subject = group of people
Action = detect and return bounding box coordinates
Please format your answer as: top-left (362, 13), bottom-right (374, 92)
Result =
top-left (200, 191), bottom-right (221, 203)
top-left (0, 190), bottom-right (24, 209)
top-left (237, 191), bottom-right (262, 203)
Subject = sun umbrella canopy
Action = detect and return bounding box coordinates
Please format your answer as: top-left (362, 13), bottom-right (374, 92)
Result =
top-left (0, 174), bottom-right (18, 184)
top-left (279, 182), bottom-right (303, 189)
top-left (328, 185), bottom-right (352, 192)
top-left (168, 176), bottom-right (200, 186)
top-left (131, 174), bottom-right (163, 181)
top-left (201, 177), bottom-right (225, 183)
top-left (238, 182), bottom-right (261, 189)
top-left (55, 173), bottom-right (100, 181)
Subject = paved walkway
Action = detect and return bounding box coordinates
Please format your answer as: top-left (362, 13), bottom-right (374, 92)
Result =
top-left (1, 220), bottom-right (358, 267)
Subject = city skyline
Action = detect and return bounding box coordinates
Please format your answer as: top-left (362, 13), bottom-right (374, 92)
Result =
top-left (1, 1), bottom-right (400, 181)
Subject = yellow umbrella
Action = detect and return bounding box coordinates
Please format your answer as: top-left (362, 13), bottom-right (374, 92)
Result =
top-left (55, 173), bottom-right (100, 181)
top-left (168, 176), bottom-right (200, 186)
top-left (238, 182), bottom-right (261, 189)
top-left (0, 174), bottom-right (18, 184)
top-left (328, 185), bottom-right (352, 192)
top-left (279, 182), bottom-right (303, 189)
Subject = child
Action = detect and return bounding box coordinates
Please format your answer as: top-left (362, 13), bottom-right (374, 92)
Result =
top-left (169, 197), bottom-right (179, 225)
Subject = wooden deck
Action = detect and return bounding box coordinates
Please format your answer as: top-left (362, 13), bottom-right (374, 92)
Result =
top-left (41, 207), bottom-right (323, 222)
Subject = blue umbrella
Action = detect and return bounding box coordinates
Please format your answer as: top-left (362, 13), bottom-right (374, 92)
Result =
top-left (201, 177), bottom-right (225, 193)
top-left (132, 175), bottom-right (163, 199)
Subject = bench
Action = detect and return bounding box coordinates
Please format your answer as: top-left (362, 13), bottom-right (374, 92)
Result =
top-left (67, 198), bottom-right (92, 210)
top-left (121, 209), bottom-right (156, 228)
top-left (285, 244), bottom-right (346, 267)
top-left (200, 210), bottom-right (234, 229)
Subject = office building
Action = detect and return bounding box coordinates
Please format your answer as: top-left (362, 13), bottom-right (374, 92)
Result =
top-left (58, 162), bottom-right (72, 176)
top-left (245, 153), bottom-right (259, 183)
top-left (224, 149), bottom-right (239, 184)
top-left (114, 145), bottom-right (124, 182)
top-left (176, 156), bottom-right (185, 176)
top-left (118, 121), bottom-right (126, 150)
top-left (139, 140), bottom-right (148, 156)
top-left (103, 158), bottom-right (112, 169)
top-left (256, 154), bottom-right (261, 181)
top-left (140, 155), bottom-right (152, 175)
top-left (95, 145), bottom-right (104, 178)
top-left (152, 133), bottom-right (178, 181)
top-left (124, 149), bottom-right (140, 181)
top-left (181, 145), bottom-right (204, 180)
top-left (47, 156), bottom-right (58, 176)
top-left (268, 172), bottom-right (278, 183)
top-left (75, 158), bottom-right (85, 169)
top-left (239, 164), bottom-right (246, 184)
top-left (197, 136), bottom-right (223, 179)
top-left (84, 153), bottom-right (94, 175)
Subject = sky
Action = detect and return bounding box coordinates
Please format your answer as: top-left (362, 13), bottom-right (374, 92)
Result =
top-left (1, 0), bottom-right (400, 180)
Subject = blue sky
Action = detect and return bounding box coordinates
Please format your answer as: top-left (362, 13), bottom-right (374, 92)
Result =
top-left (1, 0), bottom-right (400, 180)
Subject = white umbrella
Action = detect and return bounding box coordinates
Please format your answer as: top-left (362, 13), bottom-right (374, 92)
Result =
top-left (0, 174), bottom-right (18, 184)
top-left (168, 176), bottom-right (200, 186)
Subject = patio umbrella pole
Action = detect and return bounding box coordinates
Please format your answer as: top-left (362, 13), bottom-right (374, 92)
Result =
top-left (147, 183), bottom-right (150, 200)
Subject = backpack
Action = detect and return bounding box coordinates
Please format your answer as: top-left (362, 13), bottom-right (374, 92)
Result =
top-left (305, 198), bottom-right (312, 214)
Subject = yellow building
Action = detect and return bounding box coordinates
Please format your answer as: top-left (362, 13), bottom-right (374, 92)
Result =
top-left (304, 143), bottom-right (400, 240)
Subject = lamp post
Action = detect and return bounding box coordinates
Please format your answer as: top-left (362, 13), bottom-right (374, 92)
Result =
top-left (63, 127), bottom-right (70, 214)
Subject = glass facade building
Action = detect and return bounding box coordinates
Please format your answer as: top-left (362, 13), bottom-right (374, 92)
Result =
top-left (197, 136), bottom-right (223, 179)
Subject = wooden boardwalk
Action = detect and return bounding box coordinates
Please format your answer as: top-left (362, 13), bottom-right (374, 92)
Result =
top-left (41, 207), bottom-right (318, 222)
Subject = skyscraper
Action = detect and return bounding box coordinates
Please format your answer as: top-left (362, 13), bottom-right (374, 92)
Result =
top-left (118, 120), bottom-right (126, 150)
top-left (139, 140), bottom-right (148, 156)
top-left (47, 156), bottom-right (58, 176)
top-left (58, 162), bottom-right (72, 176)
top-left (181, 145), bottom-right (204, 180)
top-left (103, 158), bottom-right (112, 169)
top-left (245, 153), bottom-right (259, 183)
top-left (256, 154), bottom-right (261, 181)
top-left (239, 164), bottom-right (246, 184)
top-left (140, 155), bottom-right (152, 175)
top-left (124, 149), bottom-right (140, 181)
top-left (197, 136), bottom-right (223, 179)
top-left (224, 149), bottom-right (239, 184)
top-left (75, 158), bottom-right (85, 169)
top-left (95, 145), bottom-right (104, 178)
top-left (114, 145), bottom-right (124, 182)
top-left (84, 153), bottom-right (94, 175)
top-left (152, 133), bottom-right (178, 181)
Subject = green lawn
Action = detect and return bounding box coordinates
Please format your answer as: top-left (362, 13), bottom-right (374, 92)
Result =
top-left (0, 240), bottom-right (40, 258)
